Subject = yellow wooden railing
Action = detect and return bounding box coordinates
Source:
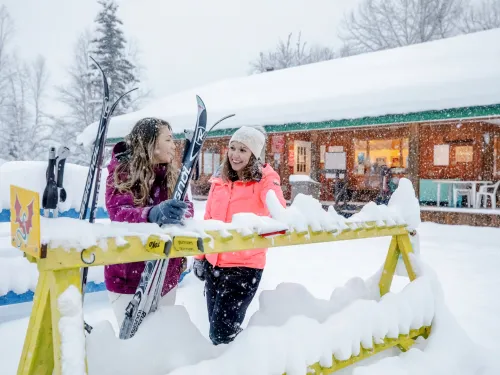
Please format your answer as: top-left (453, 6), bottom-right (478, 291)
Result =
top-left (9, 185), bottom-right (429, 375)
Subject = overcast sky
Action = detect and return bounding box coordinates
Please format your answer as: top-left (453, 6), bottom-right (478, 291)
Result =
top-left (2, 0), bottom-right (356, 113)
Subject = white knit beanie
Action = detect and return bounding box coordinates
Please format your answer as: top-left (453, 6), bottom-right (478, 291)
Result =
top-left (229, 126), bottom-right (265, 159)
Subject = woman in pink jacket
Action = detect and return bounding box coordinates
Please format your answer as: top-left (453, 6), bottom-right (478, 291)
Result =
top-left (193, 126), bottom-right (286, 345)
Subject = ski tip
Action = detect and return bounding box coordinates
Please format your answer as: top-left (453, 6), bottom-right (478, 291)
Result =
top-left (196, 95), bottom-right (206, 111)
top-left (89, 56), bottom-right (103, 72)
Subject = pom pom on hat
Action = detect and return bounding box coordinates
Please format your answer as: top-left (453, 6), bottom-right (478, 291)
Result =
top-left (229, 126), bottom-right (265, 159)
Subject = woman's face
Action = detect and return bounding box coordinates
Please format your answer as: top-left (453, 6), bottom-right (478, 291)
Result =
top-left (228, 141), bottom-right (252, 172)
top-left (153, 126), bottom-right (176, 164)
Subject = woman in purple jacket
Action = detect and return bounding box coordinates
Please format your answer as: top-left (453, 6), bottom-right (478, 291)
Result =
top-left (104, 117), bottom-right (194, 324)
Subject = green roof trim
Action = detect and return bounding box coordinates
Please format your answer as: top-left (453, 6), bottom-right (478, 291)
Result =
top-left (106, 103), bottom-right (500, 144)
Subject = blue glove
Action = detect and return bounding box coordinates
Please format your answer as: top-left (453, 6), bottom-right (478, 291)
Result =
top-left (148, 199), bottom-right (188, 225)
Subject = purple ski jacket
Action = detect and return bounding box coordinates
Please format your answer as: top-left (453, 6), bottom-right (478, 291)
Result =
top-left (104, 142), bottom-right (194, 295)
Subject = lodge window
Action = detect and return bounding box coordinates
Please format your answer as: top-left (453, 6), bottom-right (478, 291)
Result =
top-left (454, 145), bottom-right (473, 163)
top-left (296, 146), bottom-right (307, 173)
top-left (203, 151), bottom-right (220, 175)
top-left (293, 141), bottom-right (311, 174)
top-left (354, 138), bottom-right (409, 175)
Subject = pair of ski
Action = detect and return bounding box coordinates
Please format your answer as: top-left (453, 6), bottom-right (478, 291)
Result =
top-left (42, 146), bottom-right (70, 217)
top-left (79, 57), bottom-right (138, 334)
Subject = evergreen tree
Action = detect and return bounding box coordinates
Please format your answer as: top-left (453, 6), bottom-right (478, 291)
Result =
top-left (91, 0), bottom-right (137, 115)
top-left (57, 0), bottom-right (145, 166)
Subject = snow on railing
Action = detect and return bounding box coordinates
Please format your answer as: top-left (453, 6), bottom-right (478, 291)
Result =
top-left (84, 257), bottom-right (435, 375)
top-left (39, 180), bottom-right (416, 251)
top-left (58, 286), bottom-right (86, 375)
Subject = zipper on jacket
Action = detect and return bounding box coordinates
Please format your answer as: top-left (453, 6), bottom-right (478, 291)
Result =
top-left (218, 182), bottom-right (234, 267)
top-left (225, 182), bottom-right (234, 222)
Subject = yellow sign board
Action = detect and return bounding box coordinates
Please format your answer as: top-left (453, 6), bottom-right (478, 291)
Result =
top-left (172, 236), bottom-right (204, 257)
top-left (145, 235), bottom-right (204, 257)
top-left (145, 235), bottom-right (170, 256)
top-left (10, 185), bottom-right (41, 258)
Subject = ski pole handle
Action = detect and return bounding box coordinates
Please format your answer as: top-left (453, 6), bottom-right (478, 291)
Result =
top-left (56, 146), bottom-right (70, 188)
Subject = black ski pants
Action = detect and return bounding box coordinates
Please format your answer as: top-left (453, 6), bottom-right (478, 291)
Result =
top-left (203, 261), bottom-right (263, 345)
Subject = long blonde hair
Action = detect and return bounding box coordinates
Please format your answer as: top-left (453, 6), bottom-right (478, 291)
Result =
top-left (113, 118), bottom-right (178, 206)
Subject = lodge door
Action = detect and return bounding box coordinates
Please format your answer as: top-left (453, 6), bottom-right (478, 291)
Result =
top-left (294, 141), bottom-right (311, 175)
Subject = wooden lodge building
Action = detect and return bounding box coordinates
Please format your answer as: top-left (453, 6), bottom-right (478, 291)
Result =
top-left (80, 29), bottom-right (500, 227)
top-left (195, 114), bottom-right (500, 204)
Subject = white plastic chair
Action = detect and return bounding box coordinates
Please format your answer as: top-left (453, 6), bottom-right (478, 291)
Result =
top-left (476, 181), bottom-right (500, 209)
top-left (453, 184), bottom-right (473, 208)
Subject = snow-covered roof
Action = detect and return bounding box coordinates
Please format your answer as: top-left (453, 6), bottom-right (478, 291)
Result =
top-left (78, 29), bottom-right (500, 146)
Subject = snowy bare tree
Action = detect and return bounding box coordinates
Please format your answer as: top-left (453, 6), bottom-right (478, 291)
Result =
top-left (0, 55), bottom-right (54, 161)
top-left (2, 59), bottom-right (29, 160)
top-left (250, 32), bottom-right (336, 73)
top-left (0, 5), bottom-right (14, 122)
top-left (0, 7), bottom-right (56, 161)
top-left (55, 30), bottom-right (101, 165)
top-left (29, 56), bottom-right (51, 139)
top-left (460, 0), bottom-right (500, 32)
top-left (338, 0), bottom-right (465, 54)
top-left (125, 36), bottom-right (152, 112)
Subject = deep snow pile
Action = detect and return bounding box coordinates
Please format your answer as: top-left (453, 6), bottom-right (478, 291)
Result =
top-left (0, 161), bottom-right (107, 211)
top-left (82, 256), bottom-right (496, 375)
top-left (58, 286), bottom-right (86, 375)
top-left (86, 257), bottom-right (436, 375)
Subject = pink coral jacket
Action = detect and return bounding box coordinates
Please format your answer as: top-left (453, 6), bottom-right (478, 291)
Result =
top-left (199, 164), bottom-right (286, 269)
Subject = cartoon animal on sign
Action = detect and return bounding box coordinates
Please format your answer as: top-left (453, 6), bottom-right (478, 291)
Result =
top-left (13, 195), bottom-right (35, 248)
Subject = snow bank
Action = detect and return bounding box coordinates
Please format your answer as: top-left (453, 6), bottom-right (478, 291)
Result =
top-left (388, 178), bottom-right (421, 231)
top-left (0, 256), bottom-right (103, 297)
top-left (139, 258), bottom-right (436, 375)
top-left (58, 286), bottom-right (86, 375)
top-left (84, 257), bottom-right (436, 375)
top-left (0, 161), bottom-right (107, 211)
top-left (86, 306), bottom-right (219, 375)
top-left (248, 273), bottom-right (382, 328)
top-left (353, 263), bottom-right (493, 375)
top-left (78, 29), bottom-right (500, 145)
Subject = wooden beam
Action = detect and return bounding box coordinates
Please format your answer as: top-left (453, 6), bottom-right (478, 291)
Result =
top-left (408, 123), bottom-right (420, 197)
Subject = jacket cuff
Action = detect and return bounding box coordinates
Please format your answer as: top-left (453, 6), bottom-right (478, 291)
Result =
top-left (143, 206), bottom-right (154, 222)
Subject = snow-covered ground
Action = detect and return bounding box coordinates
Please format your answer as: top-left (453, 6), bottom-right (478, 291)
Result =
top-left (1, 198), bottom-right (499, 374)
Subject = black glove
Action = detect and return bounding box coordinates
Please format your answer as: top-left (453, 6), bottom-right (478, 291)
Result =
top-left (148, 199), bottom-right (188, 225)
top-left (193, 259), bottom-right (206, 281)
